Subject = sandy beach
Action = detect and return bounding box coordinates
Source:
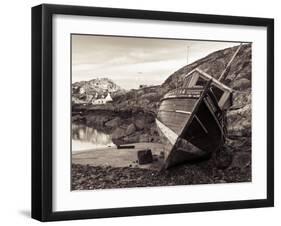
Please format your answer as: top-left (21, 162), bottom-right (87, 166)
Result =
top-left (72, 142), bottom-right (165, 170)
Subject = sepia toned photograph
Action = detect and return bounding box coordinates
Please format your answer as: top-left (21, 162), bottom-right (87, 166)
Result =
top-left (71, 34), bottom-right (252, 190)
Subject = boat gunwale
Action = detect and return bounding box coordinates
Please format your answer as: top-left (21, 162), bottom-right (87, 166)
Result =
top-left (159, 89), bottom-right (204, 103)
top-left (159, 95), bottom-right (201, 102)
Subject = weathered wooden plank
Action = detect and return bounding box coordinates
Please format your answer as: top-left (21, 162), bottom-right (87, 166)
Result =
top-left (158, 111), bottom-right (190, 135)
top-left (158, 112), bottom-right (189, 122)
top-left (159, 100), bottom-right (197, 112)
top-left (161, 98), bottom-right (197, 106)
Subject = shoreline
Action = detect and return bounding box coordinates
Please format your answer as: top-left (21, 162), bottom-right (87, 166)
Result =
top-left (71, 141), bottom-right (251, 190)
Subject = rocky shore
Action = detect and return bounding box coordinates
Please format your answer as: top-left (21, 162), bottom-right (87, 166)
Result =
top-left (72, 145), bottom-right (251, 190)
top-left (72, 104), bottom-right (160, 145)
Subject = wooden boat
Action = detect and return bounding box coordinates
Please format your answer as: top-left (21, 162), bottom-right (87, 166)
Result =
top-left (156, 68), bottom-right (233, 169)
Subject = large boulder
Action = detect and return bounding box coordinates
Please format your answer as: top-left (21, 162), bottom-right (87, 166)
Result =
top-left (111, 128), bottom-right (126, 139)
top-left (139, 134), bottom-right (150, 142)
top-left (226, 88), bottom-right (251, 137)
top-left (134, 113), bottom-right (155, 131)
top-left (231, 91), bottom-right (251, 109)
top-left (231, 78), bottom-right (251, 90)
top-left (227, 104), bottom-right (251, 137)
top-left (126, 123), bottom-right (136, 135)
top-left (105, 117), bottom-right (121, 128)
top-left (123, 134), bottom-right (140, 143)
top-left (85, 114), bottom-right (109, 127)
top-left (134, 118), bottom-right (145, 130)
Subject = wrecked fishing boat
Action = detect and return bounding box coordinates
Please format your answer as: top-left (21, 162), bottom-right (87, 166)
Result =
top-left (156, 68), bottom-right (233, 169)
top-left (156, 44), bottom-right (243, 169)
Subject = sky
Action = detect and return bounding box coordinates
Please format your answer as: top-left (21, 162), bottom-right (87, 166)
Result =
top-left (72, 34), bottom-right (240, 90)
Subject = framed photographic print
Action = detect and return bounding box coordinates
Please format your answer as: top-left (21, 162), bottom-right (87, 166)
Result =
top-left (31, 4), bottom-right (274, 221)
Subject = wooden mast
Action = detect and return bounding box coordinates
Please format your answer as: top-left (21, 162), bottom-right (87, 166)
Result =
top-left (218, 43), bottom-right (243, 82)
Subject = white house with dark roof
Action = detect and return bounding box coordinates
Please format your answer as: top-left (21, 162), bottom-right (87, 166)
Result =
top-left (92, 92), bottom-right (113, 105)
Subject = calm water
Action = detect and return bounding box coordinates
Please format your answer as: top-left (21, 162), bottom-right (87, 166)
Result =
top-left (72, 124), bottom-right (115, 152)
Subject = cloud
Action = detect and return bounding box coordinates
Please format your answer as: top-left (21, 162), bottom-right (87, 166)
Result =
top-left (72, 34), bottom-right (240, 89)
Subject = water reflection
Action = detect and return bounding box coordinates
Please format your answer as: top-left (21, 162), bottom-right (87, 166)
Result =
top-left (72, 124), bottom-right (115, 152)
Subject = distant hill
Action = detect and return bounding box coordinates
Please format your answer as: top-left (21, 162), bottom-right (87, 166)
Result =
top-left (72, 78), bottom-right (125, 104)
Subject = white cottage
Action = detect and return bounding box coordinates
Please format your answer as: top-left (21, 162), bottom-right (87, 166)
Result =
top-left (105, 93), bottom-right (113, 102)
top-left (92, 93), bottom-right (113, 105)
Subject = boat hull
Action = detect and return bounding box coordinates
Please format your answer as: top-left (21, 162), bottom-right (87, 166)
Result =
top-left (156, 84), bottom-right (225, 169)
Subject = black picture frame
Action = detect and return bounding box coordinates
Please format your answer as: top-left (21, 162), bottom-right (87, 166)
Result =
top-left (31, 3), bottom-right (274, 222)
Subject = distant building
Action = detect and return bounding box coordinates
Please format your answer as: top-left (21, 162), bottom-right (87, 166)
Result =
top-left (92, 92), bottom-right (113, 105)
top-left (105, 93), bottom-right (113, 102)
